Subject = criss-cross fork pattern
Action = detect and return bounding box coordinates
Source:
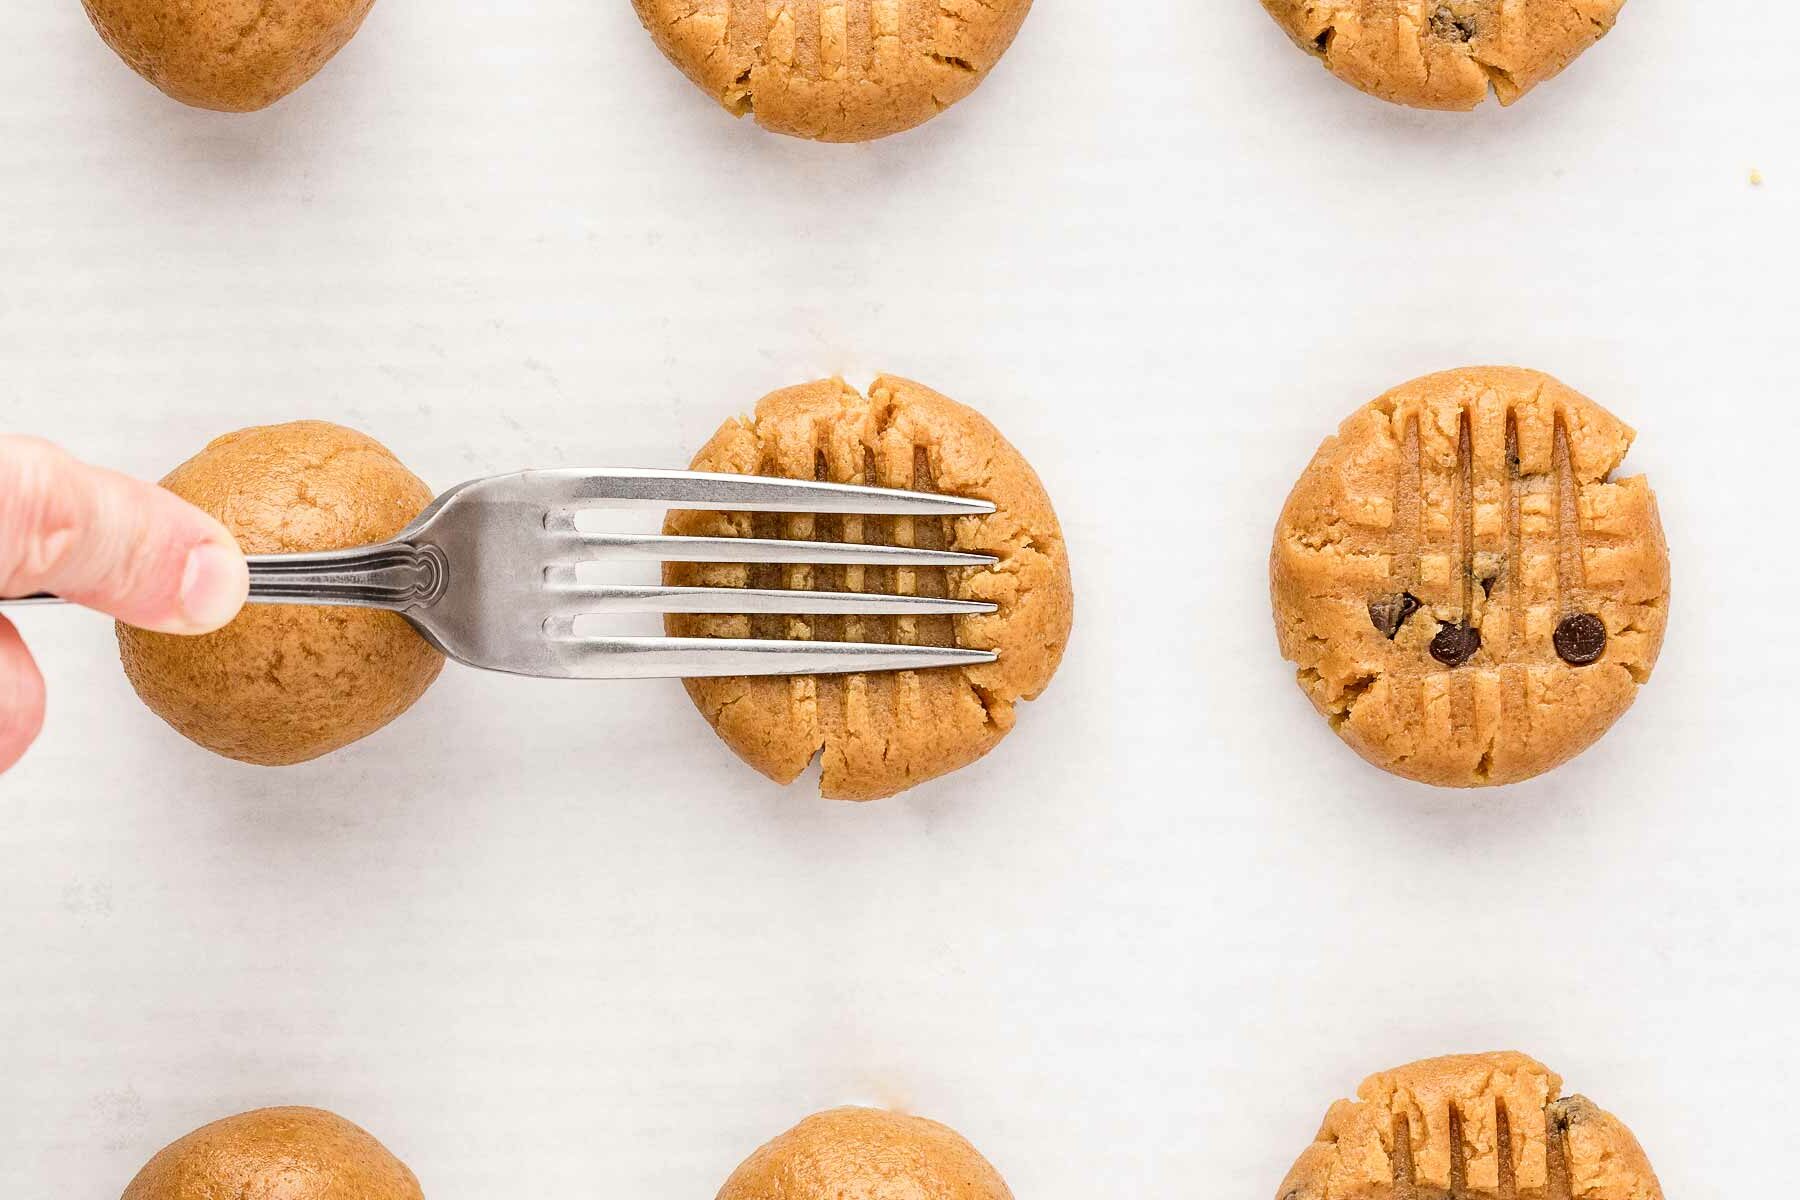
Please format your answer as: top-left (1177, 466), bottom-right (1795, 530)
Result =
top-left (1386, 1100), bottom-right (1578, 1200)
top-left (719, 0), bottom-right (950, 87)
top-left (240, 467), bottom-right (1002, 681)
top-left (1372, 404), bottom-right (1610, 674)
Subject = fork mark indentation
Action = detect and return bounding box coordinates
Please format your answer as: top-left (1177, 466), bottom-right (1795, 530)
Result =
top-left (1552, 414), bottom-right (1586, 611)
top-left (1544, 1102), bottom-right (1574, 1200)
top-left (1447, 1102), bottom-right (1468, 1199)
top-left (910, 444), bottom-right (957, 651)
top-left (748, 453), bottom-right (787, 642)
top-left (1388, 1111), bottom-right (1418, 1200)
top-left (1494, 1097), bottom-right (1517, 1200)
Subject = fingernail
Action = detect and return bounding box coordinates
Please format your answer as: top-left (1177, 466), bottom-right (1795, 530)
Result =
top-left (178, 542), bottom-right (247, 632)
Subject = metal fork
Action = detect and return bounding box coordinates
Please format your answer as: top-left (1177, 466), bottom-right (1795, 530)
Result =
top-left (3, 468), bottom-right (1001, 679)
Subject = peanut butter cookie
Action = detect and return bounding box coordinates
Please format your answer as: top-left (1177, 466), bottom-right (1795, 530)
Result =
top-left (630, 0), bottom-right (1034, 141)
top-left (717, 1107), bottom-right (1013, 1200)
top-left (82, 0), bottom-right (376, 112)
top-left (1260, 1), bottom-right (1626, 110)
top-left (1271, 368), bottom-right (1669, 787)
top-left (1279, 1053), bottom-right (1662, 1200)
top-left (123, 1106), bottom-right (422, 1200)
top-left (666, 376), bottom-right (1072, 801)
top-left (118, 421), bottom-right (443, 766)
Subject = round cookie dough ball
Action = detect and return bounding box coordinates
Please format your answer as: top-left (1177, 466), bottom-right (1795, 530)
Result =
top-left (718, 1107), bottom-right (1014, 1200)
top-left (1270, 368), bottom-right (1669, 788)
top-left (1277, 1052), bottom-right (1663, 1200)
top-left (1260, 0), bottom-right (1626, 110)
top-left (82, 0), bottom-right (376, 112)
top-left (118, 421), bottom-right (443, 766)
top-left (631, 0), bottom-right (1034, 142)
top-left (666, 375), bottom-right (1073, 801)
top-left (123, 1106), bottom-right (422, 1200)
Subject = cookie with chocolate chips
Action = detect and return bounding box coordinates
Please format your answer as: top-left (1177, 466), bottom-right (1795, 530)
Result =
top-left (1270, 367), bottom-right (1670, 787)
top-left (665, 376), bottom-right (1073, 801)
top-left (1277, 1052), bottom-right (1664, 1200)
top-left (1260, 0), bottom-right (1627, 110)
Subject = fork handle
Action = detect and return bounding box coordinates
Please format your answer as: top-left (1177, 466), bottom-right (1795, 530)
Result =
top-left (246, 542), bottom-right (446, 611)
top-left (0, 542), bottom-right (446, 612)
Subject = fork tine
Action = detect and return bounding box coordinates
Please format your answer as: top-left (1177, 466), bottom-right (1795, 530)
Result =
top-left (543, 584), bottom-right (996, 618)
top-left (530, 468), bottom-right (995, 515)
top-left (542, 635), bottom-right (997, 679)
top-left (546, 531), bottom-right (997, 568)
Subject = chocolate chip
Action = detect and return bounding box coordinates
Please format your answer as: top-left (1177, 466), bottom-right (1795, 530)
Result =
top-left (1554, 612), bottom-right (1607, 666)
top-left (1430, 622), bottom-right (1481, 667)
top-left (1368, 592), bottom-right (1422, 639)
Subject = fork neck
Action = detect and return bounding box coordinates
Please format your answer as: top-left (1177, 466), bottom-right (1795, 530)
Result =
top-left (247, 542), bottom-right (447, 612)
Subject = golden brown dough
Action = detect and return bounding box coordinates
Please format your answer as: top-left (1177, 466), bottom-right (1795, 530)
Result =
top-left (1270, 368), bottom-right (1669, 787)
top-left (717, 1107), bottom-right (1014, 1200)
top-left (1278, 1053), bottom-right (1663, 1200)
top-left (122, 1106), bottom-right (422, 1200)
top-left (666, 376), bottom-right (1072, 801)
top-left (118, 421), bottom-right (443, 766)
top-left (82, 0), bottom-right (376, 112)
top-left (1260, 0), bottom-right (1626, 110)
top-left (630, 0), bottom-right (1034, 141)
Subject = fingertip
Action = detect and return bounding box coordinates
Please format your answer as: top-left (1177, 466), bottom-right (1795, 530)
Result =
top-left (0, 617), bottom-right (48, 775)
top-left (175, 539), bottom-right (250, 634)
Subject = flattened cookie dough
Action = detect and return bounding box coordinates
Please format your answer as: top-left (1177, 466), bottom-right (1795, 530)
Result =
top-left (1261, 0), bottom-right (1626, 110)
top-left (1278, 1052), bottom-right (1663, 1200)
top-left (666, 376), bottom-right (1072, 801)
top-left (1271, 368), bottom-right (1669, 787)
top-left (630, 0), bottom-right (1034, 141)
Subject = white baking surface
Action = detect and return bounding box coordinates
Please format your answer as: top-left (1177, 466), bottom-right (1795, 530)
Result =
top-left (0, 1), bottom-right (1794, 1195)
